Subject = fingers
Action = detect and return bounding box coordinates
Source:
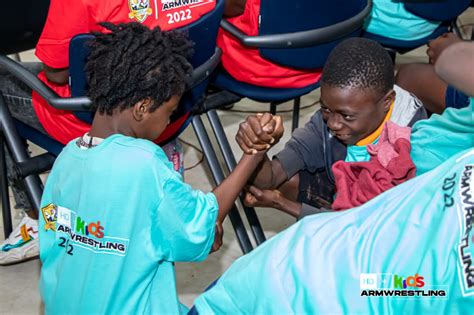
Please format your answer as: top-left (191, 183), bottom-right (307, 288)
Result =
top-left (257, 113), bottom-right (284, 141)
top-left (272, 115), bottom-right (284, 138)
top-left (236, 114), bottom-right (276, 154)
top-left (247, 115), bottom-right (274, 143)
top-left (236, 113), bottom-right (286, 155)
top-left (248, 185), bottom-right (263, 198)
top-left (236, 129), bottom-right (270, 154)
top-left (259, 113), bottom-right (274, 130)
top-left (243, 191), bottom-right (258, 207)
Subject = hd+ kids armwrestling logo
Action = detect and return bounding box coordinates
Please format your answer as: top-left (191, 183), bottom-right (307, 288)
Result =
top-left (360, 273), bottom-right (448, 298)
top-left (41, 203), bottom-right (129, 257)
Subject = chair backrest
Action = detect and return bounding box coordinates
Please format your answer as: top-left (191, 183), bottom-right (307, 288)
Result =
top-left (404, 0), bottom-right (471, 22)
top-left (0, 0), bottom-right (50, 55)
top-left (69, 0), bottom-right (225, 144)
top-left (258, 0), bottom-right (368, 69)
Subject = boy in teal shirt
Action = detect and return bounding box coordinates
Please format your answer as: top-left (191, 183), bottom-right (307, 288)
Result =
top-left (38, 23), bottom-right (276, 314)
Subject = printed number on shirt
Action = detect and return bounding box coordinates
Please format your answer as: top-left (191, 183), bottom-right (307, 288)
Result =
top-left (167, 9), bottom-right (192, 24)
top-left (59, 236), bottom-right (74, 256)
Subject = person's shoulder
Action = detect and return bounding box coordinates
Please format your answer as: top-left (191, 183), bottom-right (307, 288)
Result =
top-left (107, 136), bottom-right (177, 182)
top-left (303, 109), bottom-right (325, 131)
top-left (112, 136), bottom-right (168, 160)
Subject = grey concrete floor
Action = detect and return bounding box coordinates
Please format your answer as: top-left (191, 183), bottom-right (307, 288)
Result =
top-left (1, 10), bottom-right (473, 314)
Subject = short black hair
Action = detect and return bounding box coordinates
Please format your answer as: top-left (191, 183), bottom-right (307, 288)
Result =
top-left (85, 22), bottom-right (193, 115)
top-left (321, 38), bottom-right (394, 96)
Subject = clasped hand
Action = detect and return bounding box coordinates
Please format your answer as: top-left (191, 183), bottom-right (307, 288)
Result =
top-left (235, 113), bottom-right (284, 155)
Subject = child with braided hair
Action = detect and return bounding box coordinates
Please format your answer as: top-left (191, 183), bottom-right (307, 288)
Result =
top-left (38, 22), bottom-right (275, 314)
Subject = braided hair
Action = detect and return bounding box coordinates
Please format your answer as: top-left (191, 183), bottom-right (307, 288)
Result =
top-left (321, 37), bottom-right (394, 96)
top-left (85, 22), bottom-right (193, 115)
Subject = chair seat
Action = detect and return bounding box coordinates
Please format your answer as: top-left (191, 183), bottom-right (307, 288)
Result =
top-left (361, 24), bottom-right (449, 53)
top-left (15, 119), bottom-right (64, 156)
top-left (211, 69), bottom-right (320, 103)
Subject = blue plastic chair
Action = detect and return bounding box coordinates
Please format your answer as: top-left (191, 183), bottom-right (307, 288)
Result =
top-left (212, 0), bottom-right (371, 131)
top-left (0, 1), bottom-right (265, 254)
top-left (362, 0), bottom-right (471, 61)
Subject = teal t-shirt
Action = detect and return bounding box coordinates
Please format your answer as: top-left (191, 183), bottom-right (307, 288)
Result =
top-left (364, 0), bottom-right (441, 41)
top-left (411, 99), bottom-right (474, 175)
top-left (39, 135), bottom-right (218, 314)
top-left (194, 148), bottom-right (474, 313)
top-left (345, 138), bottom-right (380, 163)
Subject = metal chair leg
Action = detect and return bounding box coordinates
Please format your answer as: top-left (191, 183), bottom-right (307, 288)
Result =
top-left (451, 19), bottom-right (463, 38)
top-left (292, 97), bottom-right (300, 131)
top-left (0, 134), bottom-right (13, 239)
top-left (270, 102), bottom-right (277, 115)
top-left (0, 94), bottom-right (43, 216)
top-left (207, 109), bottom-right (266, 246)
top-left (192, 115), bottom-right (254, 254)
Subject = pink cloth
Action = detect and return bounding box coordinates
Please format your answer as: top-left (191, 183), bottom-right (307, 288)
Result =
top-left (332, 121), bottom-right (416, 211)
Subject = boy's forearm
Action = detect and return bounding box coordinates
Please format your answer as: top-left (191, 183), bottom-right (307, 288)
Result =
top-left (43, 64), bottom-right (69, 85)
top-left (275, 197), bottom-right (302, 218)
top-left (214, 153), bottom-right (265, 223)
top-left (435, 41), bottom-right (474, 96)
top-left (224, 0), bottom-right (246, 17)
top-left (247, 155), bottom-right (274, 189)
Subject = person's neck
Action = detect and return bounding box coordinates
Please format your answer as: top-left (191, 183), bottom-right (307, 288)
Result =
top-left (89, 113), bottom-right (137, 139)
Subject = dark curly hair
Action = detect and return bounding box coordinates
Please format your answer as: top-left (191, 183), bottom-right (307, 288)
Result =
top-left (85, 22), bottom-right (193, 115)
top-left (321, 37), bottom-right (394, 96)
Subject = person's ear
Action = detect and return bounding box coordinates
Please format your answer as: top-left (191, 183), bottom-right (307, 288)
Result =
top-left (382, 89), bottom-right (395, 112)
top-left (132, 98), bottom-right (153, 121)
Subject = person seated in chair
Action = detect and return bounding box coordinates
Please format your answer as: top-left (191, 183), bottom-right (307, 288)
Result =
top-left (39, 22), bottom-right (274, 314)
top-left (220, 0), bottom-right (322, 88)
top-left (396, 32), bottom-right (472, 114)
top-left (236, 38), bottom-right (427, 219)
top-left (0, 0), bottom-right (216, 265)
top-left (363, 0), bottom-right (442, 42)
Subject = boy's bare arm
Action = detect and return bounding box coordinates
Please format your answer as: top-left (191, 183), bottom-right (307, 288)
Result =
top-left (435, 41), bottom-right (474, 96)
top-left (224, 0), bottom-right (246, 17)
top-left (43, 64), bottom-right (69, 85)
top-left (247, 156), bottom-right (288, 189)
top-left (244, 186), bottom-right (302, 218)
top-left (213, 152), bottom-right (266, 223)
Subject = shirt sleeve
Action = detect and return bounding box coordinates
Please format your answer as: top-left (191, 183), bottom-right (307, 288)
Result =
top-left (35, 0), bottom-right (90, 68)
top-left (274, 111), bottom-right (326, 178)
top-left (152, 173), bottom-right (218, 263)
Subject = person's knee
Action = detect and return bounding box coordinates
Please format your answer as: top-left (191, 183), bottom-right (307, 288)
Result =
top-left (395, 64), bottom-right (422, 89)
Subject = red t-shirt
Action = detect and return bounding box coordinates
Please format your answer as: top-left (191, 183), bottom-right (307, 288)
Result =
top-left (34, 0), bottom-right (215, 145)
top-left (217, 0), bottom-right (322, 89)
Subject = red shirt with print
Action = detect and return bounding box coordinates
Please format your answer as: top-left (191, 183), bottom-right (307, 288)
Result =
top-left (34, 0), bottom-right (215, 145)
top-left (217, 0), bottom-right (321, 88)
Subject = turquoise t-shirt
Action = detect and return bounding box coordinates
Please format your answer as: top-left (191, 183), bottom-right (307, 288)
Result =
top-left (194, 148), bottom-right (474, 313)
top-left (39, 135), bottom-right (218, 314)
top-left (364, 0), bottom-right (441, 41)
top-left (345, 138), bottom-right (380, 163)
top-left (411, 99), bottom-right (474, 175)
